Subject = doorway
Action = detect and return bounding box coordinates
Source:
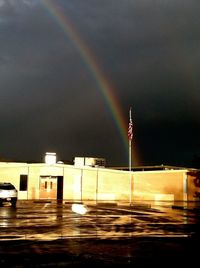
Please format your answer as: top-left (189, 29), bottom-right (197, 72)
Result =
top-left (39, 176), bottom-right (57, 199)
top-left (39, 176), bottom-right (64, 200)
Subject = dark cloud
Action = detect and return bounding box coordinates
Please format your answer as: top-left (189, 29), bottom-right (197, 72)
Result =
top-left (0, 0), bottom-right (200, 167)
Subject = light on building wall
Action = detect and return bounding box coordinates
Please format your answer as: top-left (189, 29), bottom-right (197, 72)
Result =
top-left (45, 152), bottom-right (57, 165)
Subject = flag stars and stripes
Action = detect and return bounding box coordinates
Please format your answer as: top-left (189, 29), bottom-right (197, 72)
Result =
top-left (128, 118), bottom-right (133, 141)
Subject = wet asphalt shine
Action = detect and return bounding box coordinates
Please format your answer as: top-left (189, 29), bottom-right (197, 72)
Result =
top-left (0, 201), bottom-right (200, 267)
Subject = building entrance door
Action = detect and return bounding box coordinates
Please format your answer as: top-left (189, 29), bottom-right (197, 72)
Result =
top-left (39, 176), bottom-right (57, 199)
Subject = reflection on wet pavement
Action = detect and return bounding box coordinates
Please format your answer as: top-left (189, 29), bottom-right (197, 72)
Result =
top-left (0, 201), bottom-right (199, 241)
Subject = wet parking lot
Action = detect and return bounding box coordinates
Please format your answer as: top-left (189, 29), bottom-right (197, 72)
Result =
top-left (0, 201), bottom-right (200, 267)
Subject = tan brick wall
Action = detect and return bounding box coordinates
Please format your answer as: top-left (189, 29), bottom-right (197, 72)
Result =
top-left (28, 166), bottom-right (40, 200)
top-left (133, 171), bottom-right (185, 201)
top-left (0, 162), bottom-right (190, 202)
top-left (97, 169), bottom-right (131, 201)
top-left (0, 164), bottom-right (28, 200)
top-left (82, 169), bottom-right (97, 201)
top-left (63, 166), bottom-right (82, 200)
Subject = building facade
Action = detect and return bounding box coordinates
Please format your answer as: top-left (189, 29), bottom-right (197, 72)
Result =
top-left (0, 160), bottom-right (199, 203)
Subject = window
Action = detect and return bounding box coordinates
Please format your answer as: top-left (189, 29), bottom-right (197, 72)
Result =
top-left (20, 175), bottom-right (28, 191)
top-left (0, 183), bottom-right (15, 190)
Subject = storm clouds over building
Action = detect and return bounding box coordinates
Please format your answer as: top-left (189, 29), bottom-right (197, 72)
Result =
top-left (0, 0), bottom-right (200, 167)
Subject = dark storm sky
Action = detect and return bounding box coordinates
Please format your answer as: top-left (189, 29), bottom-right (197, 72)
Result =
top-left (0, 0), bottom-right (200, 167)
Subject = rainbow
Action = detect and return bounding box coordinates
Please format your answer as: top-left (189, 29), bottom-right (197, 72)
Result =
top-left (42, 0), bottom-right (139, 165)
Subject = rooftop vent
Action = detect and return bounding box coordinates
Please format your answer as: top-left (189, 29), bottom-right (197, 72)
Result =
top-left (45, 152), bottom-right (56, 165)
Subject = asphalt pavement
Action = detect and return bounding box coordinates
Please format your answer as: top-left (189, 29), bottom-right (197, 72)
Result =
top-left (0, 200), bottom-right (200, 267)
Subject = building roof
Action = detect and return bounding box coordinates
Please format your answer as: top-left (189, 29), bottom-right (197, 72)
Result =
top-left (109, 165), bottom-right (191, 171)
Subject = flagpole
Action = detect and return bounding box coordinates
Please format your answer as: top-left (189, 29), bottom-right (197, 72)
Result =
top-left (129, 135), bottom-right (132, 205)
top-left (128, 107), bottom-right (133, 205)
top-left (128, 107), bottom-right (132, 171)
top-left (129, 139), bottom-right (131, 171)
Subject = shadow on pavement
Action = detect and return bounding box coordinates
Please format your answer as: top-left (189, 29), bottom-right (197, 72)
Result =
top-left (0, 236), bottom-right (199, 267)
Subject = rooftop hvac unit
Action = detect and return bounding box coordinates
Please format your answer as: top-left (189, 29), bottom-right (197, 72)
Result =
top-left (74, 157), bottom-right (105, 167)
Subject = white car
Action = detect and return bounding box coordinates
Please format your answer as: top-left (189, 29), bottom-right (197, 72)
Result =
top-left (0, 182), bottom-right (18, 207)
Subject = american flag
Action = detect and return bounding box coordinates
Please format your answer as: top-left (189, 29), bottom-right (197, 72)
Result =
top-left (128, 108), bottom-right (133, 141)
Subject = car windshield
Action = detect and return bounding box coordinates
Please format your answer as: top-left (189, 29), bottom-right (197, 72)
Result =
top-left (0, 184), bottom-right (15, 190)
